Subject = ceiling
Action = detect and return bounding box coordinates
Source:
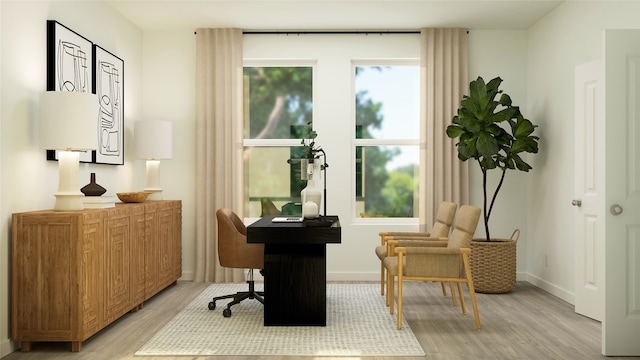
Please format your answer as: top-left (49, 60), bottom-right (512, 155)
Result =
top-left (106, 0), bottom-right (564, 32)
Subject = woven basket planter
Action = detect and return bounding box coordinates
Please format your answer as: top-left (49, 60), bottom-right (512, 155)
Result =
top-left (469, 229), bottom-right (520, 294)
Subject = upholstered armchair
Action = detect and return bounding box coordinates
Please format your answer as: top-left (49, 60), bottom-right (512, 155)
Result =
top-left (383, 205), bottom-right (481, 330)
top-left (375, 201), bottom-right (457, 295)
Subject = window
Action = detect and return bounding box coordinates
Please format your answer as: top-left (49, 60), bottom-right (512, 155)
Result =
top-left (243, 65), bottom-right (314, 217)
top-left (354, 64), bottom-right (420, 218)
top-left (243, 33), bottom-right (421, 222)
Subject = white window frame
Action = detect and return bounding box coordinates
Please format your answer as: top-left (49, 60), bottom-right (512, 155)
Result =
top-left (351, 60), bottom-right (420, 225)
top-left (243, 34), bottom-right (421, 228)
top-left (242, 60), bottom-right (317, 220)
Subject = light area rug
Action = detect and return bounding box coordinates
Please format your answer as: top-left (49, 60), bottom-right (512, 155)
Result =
top-left (135, 283), bottom-right (425, 357)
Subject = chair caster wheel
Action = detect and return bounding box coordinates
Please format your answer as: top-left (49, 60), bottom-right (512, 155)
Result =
top-left (208, 301), bottom-right (216, 310)
top-left (223, 308), bottom-right (232, 317)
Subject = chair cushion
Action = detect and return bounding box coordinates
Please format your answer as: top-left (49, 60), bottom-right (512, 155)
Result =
top-left (383, 256), bottom-right (400, 276)
top-left (453, 205), bottom-right (480, 234)
top-left (447, 229), bottom-right (472, 249)
top-left (447, 205), bottom-right (480, 249)
top-left (375, 245), bottom-right (387, 260)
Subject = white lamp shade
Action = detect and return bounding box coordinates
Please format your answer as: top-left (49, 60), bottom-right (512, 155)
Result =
top-left (134, 120), bottom-right (173, 159)
top-left (39, 91), bottom-right (98, 151)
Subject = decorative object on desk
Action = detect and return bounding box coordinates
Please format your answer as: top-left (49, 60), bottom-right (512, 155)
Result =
top-left (116, 191), bottom-right (151, 203)
top-left (446, 76), bottom-right (539, 293)
top-left (135, 283), bottom-right (424, 357)
top-left (39, 91), bottom-right (98, 211)
top-left (302, 200), bottom-right (319, 219)
top-left (298, 121), bottom-right (328, 218)
top-left (134, 120), bottom-right (172, 200)
top-left (301, 160), bottom-right (322, 218)
top-left (80, 172), bottom-right (107, 196)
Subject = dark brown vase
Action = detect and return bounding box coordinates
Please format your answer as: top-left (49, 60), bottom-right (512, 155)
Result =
top-left (81, 173), bottom-right (107, 196)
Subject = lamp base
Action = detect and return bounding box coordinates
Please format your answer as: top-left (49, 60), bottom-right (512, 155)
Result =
top-left (145, 160), bottom-right (164, 200)
top-left (53, 151), bottom-right (84, 211)
top-left (54, 192), bottom-right (85, 211)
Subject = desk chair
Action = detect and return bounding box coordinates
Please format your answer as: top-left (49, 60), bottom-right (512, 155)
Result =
top-left (208, 208), bottom-right (265, 317)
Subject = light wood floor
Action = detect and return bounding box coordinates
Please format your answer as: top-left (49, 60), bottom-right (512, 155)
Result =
top-left (3, 281), bottom-right (637, 360)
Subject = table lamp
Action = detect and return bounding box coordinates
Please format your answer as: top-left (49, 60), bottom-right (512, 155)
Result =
top-left (39, 91), bottom-right (98, 211)
top-left (134, 120), bottom-right (173, 200)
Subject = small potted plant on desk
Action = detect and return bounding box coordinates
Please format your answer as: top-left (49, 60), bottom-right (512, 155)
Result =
top-left (446, 76), bottom-right (540, 293)
top-left (299, 122), bottom-right (331, 226)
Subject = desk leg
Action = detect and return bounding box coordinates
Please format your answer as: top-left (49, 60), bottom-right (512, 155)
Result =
top-left (263, 243), bottom-right (326, 326)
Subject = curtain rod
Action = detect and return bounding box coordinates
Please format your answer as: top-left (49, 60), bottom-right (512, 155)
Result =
top-left (242, 30), bottom-right (420, 35)
top-left (195, 30), bottom-right (469, 35)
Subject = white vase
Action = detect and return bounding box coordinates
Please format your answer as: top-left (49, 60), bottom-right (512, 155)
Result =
top-left (301, 178), bottom-right (322, 218)
top-left (302, 201), bottom-right (319, 219)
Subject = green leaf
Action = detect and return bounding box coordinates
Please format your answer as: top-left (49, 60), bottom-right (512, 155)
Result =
top-left (485, 77), bottom-right (502, 91)
top-left (512, 154), bottom-right (533, 171)
top-left (512, 137), bottom-right (539, 154)
top-left (458, 140), bottom-right (477, 160)
top-left (499, 93), bottom-right (512, 106)
top-left (446, 125), bottom-right (466, 138)
top-left (489, 107), bottom-right (519, 123)
top-left (513, 118), bottom-right (536, 138)
top-left (480, 156), bottom-right (497, 169)
top-left (469, 77), bottom-right (487, 101)
top-left (476, 132), bottom-right (499, 158)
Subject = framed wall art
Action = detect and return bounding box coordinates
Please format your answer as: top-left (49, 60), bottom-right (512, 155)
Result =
top-left (93, 45), bottom-right (124, 165)
top-left (46, 20), bottom-right (95, 163)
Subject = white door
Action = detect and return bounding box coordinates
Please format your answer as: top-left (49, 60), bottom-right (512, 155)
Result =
top-left (574, 60), bottom-right (605, 322)
top-left (603, 29), bottom-right (640, 356)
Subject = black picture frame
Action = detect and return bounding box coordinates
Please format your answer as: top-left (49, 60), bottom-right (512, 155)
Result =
top-left (93, 45), bottom-right (124, 165)
top-left (46, 20), bottom-right (95, 163)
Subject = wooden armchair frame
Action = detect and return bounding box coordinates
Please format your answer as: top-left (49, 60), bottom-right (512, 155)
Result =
top-left (375, 201), bottom-right (457, 296)
top-left (384, 242), bottom-right (481, 330)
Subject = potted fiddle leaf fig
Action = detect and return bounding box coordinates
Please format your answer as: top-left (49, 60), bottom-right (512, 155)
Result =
top-left (446, 76), bottom-right (539, 293)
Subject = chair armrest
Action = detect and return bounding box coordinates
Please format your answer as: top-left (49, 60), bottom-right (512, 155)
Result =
top-left (396, 239), bottom-right (448, 247)
top-left (403, 247), bottom-right (469, 255)
top-left (379, 231), bottom-right (432, 238)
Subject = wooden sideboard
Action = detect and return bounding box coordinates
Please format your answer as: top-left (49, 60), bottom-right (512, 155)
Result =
top-left (11, 200), bottom-right (182, 352)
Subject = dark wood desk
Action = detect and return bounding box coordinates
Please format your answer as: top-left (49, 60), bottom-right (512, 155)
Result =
top-left (247, 215), bottom-right (341, 326)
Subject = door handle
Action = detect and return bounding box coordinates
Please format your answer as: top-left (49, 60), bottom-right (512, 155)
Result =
top-left (610, 204), bottom-right (623, 215)
top-left (571, 199), bottom-right (582, 207)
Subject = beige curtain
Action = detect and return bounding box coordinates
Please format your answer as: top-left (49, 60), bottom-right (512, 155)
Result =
top-left (420, 28), bottom-right (469, 231)
top-left (194, 28), bottom-right (245, 283)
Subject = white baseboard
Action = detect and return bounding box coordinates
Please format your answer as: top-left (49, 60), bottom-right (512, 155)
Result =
top-left (181, 271), bottom-right (195, 281)
top-left (518, 272), bottom-right (575, 305)
top-left (1, 338), bottom-right (18, 358)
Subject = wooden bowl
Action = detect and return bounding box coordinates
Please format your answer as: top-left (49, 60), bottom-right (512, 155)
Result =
top-left (116, 191), bottom-right (151, 203)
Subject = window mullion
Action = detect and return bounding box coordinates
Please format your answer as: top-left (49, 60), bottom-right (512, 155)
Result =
top-left (244, 139), bottom-right (302, 147)
top-left (353, 139), bottom-right (419, 146)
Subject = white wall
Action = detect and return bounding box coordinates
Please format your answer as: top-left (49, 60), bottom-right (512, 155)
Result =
top-left (0, 1), bottom-right (143, 356)
top-left (141, 31), bottom-right (197, 279)
top-left (525, 1), bottom-right (640, 302)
